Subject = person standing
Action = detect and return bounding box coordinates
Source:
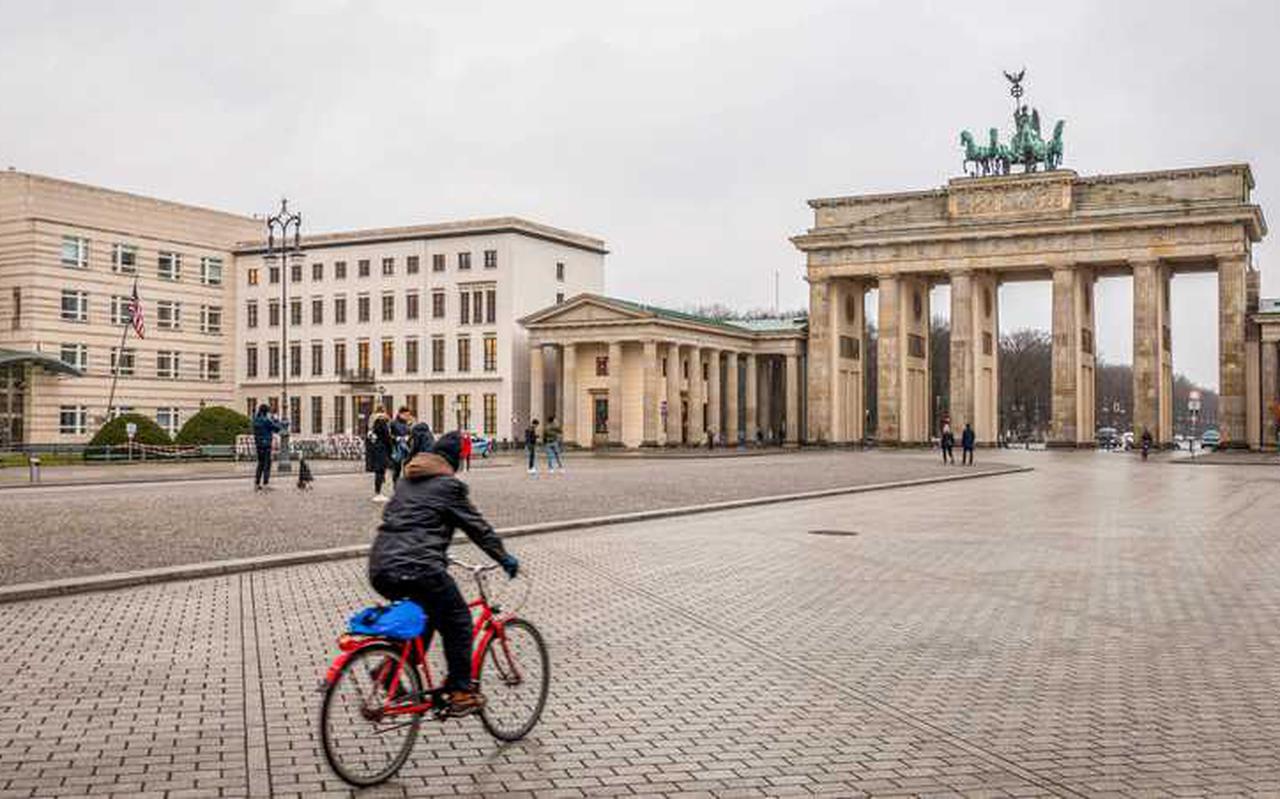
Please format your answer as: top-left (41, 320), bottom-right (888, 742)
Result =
top-left (389, 407), bottom-right (412, 484)
top-left (941, 423), bottom-right (955, 465)
top-left (459, 431), bottom-right (473, 472)
top-left (961, 422), bottom-right (976, 466)
top-left (366, 410), bottom-right (393, 502)
top-left (409, 417), bottom-right (435, 458)
top-left (544, 415), bottom-right (564, 473)
top-left (252, 404), bottom-right (282, 491)
top-left (524, 419), bottom-right (539, 475)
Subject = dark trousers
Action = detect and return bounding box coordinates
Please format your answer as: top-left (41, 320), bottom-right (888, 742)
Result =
top-left (372, 569), bottom-right (474, 692)
top-left (941, 444), bottom-right (953, 464)
top-left (255, 445), bottom-right (272, 486)
top-left (373, 468), bottom-right (386, 494)
top-left (962, 447), bottom-right (973, 465)
top-left (390, 460), bottom-right (402, 484)
top-left (527, 446), bottom-right (536, 470)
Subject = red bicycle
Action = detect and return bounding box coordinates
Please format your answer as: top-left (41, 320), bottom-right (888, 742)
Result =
top-left (319, 558), bottom-right (550, 787)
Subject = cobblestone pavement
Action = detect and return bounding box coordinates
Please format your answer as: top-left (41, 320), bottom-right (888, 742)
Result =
top-left (0, 450), bottom-right (1011, 585)
top-left (3, 452), bottom-right (1280, 797)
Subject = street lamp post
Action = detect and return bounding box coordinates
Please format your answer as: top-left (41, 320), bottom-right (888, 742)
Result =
top-left (264, 198), bottom-right (303, 474)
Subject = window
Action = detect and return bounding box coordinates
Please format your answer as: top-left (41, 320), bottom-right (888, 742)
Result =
top-left (483, 250), bottom-right (497, 269)
top-left (268, 299), bottom-right (280, 327)
top-left (405, 394), bottom-right (419, 418)
top-left (156, 350), bottom-right (180, 379)
top-left (357, 294), bottom-right (370, 323)
top-left (381, 292), bottom-right (395, 322)
top-left (459, 291), bottom-right (470, 325)
top-left (333, 341), bottom-right (346, 373)
top-left (268, 265), bottom-right (280, 284)
top-left (907, 333), bottom-right (926, 359)
top-left (381, 339), bottom-right (394, 373)
top-left (290, 262), bottom-right (302, 284)
top-left (431, 337), bottom-right (445, 373)
top-left (200, 305), bottom-right (222, 334)
top-left (289, 341), bottom-right (302, 378)
top-left (61, 236), bottom-right (89, 268)
top-left (456, 337), bottom-right (471, 373)
top-left (311, 342), bottom-right (324, 376)
top-left (483, 394), bottom-right (497, 435)
top-left (334, 296), bottom-right (347, 324)
top-left (59, 405), bottom-right (87, 435)
top-left (112, 243), bottom-right (137, 274)
top-left (556, 292), bottom-right (564, 305)
top-left (457, 252), bottom-right (471, 270)
top-left (60, 290), bottom-right (88, 322)
top-left (456, 394), bottom-right (471, 430)
top-left (201, 353), bottom-right (222, 381)
top-left (839, 335), bottom-right (859, 360)
top-left (268, 343), bottom-right (280, 378)
top-left (473, 292), bottom-right (483, 325)
top-left (305, 297), bottom-right (320, 326)
top-left (245, 345), bottom-right (258, 378)
top-left (289, 298), bottom-right (302, 327)
top-left (334, 396), bottom-right (346, 434)
top-left (245, 397), bottom-right (256, 418)
top-left (289, 397), bottom-right (301, 434)
top-left (356, 340), bottom-right (370, 371)
top-left (702, 361), bottom-right (709, 380)
top-left (60, 343), bottom-right (87, 371)
top-left (983, 331), bottom-right (994, 356)
top-left (382, 257), bottom-right (395, 276)
top-left (110, 295), bottom-right (131, 326)
top-left (405, 339), bottom-right (419, 374)
top-left (335, 260), bottom-right (347, 280)
top-left (311, 397), bottom-right (323, 434)
top-left (405, 291), bottom-right (419, 321)
top-left (483, 335), bottom-right (497, 372)
top-left (312, 262), bottom-right (324, 281)
top-left (157, 407), bottom-right (181, 437)
top-left (111, 347), bottom-right (136, 377)
top-left (200, 257), bottom-right (223, 285)
top-left (158, 251), bottom-right (181, 281)
top-left (556, 262), bottom-right (565, 281)
top-left (248, 267), bottom-right (259, 286)
top-left (357, 259), bottom-right (370, 278)
top-left (432, 291), bottom-right (445, 319)
top-left (485, 289), bottom-right (496, 323)
top-left (407, 255), bottom-right (420, 275)
top-left (157, 300), bottom-right (182, 330)
top-left (596, 356), bottom-right (609, 377)
top-left (431, 394), bottom-right (445, 432)
top-left (432, 253), bottom-right (446, 272)
top-left (246, 301), bottom-right (259, 329)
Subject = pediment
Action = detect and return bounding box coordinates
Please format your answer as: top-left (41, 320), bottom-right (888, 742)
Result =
top-left (523, 295), bottom-right (650, 327)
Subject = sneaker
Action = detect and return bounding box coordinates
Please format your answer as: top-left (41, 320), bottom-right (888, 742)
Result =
top-left (527, 468), bottom-right (537, 476)
top-left (371, 494), bottom-right (389, 503)
top-left (442, 689), bottom-right (486, 717)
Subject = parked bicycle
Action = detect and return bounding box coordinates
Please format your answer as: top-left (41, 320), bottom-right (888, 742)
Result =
top-left (319, 558), bottom-right (549, 787)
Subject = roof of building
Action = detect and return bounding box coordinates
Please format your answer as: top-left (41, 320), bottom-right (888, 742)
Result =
top-left (0, 348), bottom-right (84, 377)
top-left (524, 293), bottom-right (807, 338)
top-left (234, 216), bottom-right (607, 255)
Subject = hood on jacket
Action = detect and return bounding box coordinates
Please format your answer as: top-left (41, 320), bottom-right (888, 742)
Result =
top-left (404, 452), bottom-right (454, 480)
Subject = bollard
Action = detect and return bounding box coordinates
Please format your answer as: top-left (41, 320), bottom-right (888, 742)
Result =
top-left (28, 455), bottom-right (40, 484)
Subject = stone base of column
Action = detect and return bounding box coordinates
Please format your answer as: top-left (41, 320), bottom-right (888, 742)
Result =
top-left (1045, 440), bottom-right (1097, 449)
top-left (640, 440), bottom-right (660, 448)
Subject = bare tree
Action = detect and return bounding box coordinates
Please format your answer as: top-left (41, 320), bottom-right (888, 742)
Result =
top-left (998, 329), bottom-right (1052, 440)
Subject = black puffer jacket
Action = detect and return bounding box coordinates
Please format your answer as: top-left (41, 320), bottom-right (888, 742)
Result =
top-left (368, 452), bottom-right (508, 583)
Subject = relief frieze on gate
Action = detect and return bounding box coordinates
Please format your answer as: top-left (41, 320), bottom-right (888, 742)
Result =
top-left (947, 171), bottom-right (1074, 220)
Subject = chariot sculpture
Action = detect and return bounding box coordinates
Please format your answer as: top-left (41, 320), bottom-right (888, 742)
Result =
top-left (959, 69), bottom-right (1064, 176)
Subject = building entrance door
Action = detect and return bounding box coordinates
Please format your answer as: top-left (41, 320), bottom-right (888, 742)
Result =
top-left (593, 396), bottom-right (609, 445)
top-left (681, 399), bottom-right (689, 444)
top-left (0, 365), bottom-right (24, 447)
top-left (354, 395), bottom-right (374, 436)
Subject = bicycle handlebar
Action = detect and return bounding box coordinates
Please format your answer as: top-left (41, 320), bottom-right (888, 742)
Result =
top-left (447, 557), bottom-right (499, 574)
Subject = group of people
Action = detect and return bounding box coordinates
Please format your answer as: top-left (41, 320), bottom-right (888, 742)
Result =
top-left (366, 406), bottom-right (443, 502)
top-left (940, 421), bottom-right (977, 465)
top-left (522, 416), bottom-right (565, 475)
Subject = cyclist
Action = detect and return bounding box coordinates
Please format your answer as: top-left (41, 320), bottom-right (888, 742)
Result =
top-left (368, 430), bottom-right (519, 716)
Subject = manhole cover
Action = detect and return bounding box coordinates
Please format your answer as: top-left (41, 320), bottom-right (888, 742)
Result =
top-left (807, 529), bottom-right (859, 537)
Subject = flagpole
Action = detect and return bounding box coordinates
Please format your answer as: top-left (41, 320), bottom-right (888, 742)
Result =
top-left (104, 279), bottom-right (135, 423)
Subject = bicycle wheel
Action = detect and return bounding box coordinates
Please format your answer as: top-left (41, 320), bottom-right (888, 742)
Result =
top-left (478, 618), bottom-right (550, 741)
top-left (320, 642), bottom-right (423, 787)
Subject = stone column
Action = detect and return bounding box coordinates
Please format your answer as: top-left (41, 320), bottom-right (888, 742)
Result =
top-left (744, 353), bottom-right (758, 443)
top-left (607, 340), bottom-right (623, 446)
top-left (561, 343), bottom-right (578, 445)
top-left (688, 347), bottom-right (705, 443)
top-left (949, 270), bottom-right (975, 433)
top-left (785, 352), bottom-right (800, 445)
top-left (529, 344), bottom-right (545, 427)
top-left (706, 348), bottom-right (721, 443)
top-left (725, 352), bottom-right (740, 445)
top-left (806, 277), bottom-right (833, 443)
top-left (1262, 340), bottom-right (1279, 450)
top-left (1132, 260), bottom-right (1172, 445)
top-left (665, 343), bottom-right (682, 445)
top-left (641, 340), bottom-right (660, 447)
top-left (1050, 265), bottom-right (1095, 447)
top-left (876, 275), bottom-right (901, 443)
top-left (1247, 270), bottom-right (1262, 450)
top-left (1219, 254), bottom-right (1249, 446)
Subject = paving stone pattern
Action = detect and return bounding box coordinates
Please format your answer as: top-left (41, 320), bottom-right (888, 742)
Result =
top-left (3, 452), bottom-right (1279, 797)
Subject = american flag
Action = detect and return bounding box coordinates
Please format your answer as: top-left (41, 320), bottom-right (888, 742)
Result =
top-left (127, 279), bottom-right (145, 339)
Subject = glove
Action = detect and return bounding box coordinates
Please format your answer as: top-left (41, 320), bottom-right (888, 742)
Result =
top-left (498, 554), bottom-right (519, 579)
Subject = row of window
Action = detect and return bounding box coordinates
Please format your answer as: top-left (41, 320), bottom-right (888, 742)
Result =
top-left (58, 343), bottom-right (223, 381)
top-left (245, 287), bottom-right (497, 329)
top-left (59, 405), bottom-right (183, 436)
top-left (61, 236), bottom-right (223, 284)
top-left (246, 392), bottom-right (500, 437)
top-left (246, 250), bottom-right (513, 287)
top-left (58, 290), bottom-right (222, 333)
top-left (244, 335), bottom-right (498, 379)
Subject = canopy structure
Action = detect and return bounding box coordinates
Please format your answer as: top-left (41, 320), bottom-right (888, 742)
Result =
top-left (0, 348), bottom-right (84, 377)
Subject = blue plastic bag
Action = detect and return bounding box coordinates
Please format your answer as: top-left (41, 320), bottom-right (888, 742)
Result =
top-left (346, 600), bottom-right (427, 639)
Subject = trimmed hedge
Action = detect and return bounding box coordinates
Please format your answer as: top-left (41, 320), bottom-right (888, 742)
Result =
top-left (88, 413), bottom-right (172, 447)
top-left (175, 406), bottom-right (252, 446)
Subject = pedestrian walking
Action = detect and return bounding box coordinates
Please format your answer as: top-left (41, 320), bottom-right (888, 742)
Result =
top-left (409, 418), bottom-right (435, 458)
top-left (961, 422), bottom-right (976, 465)
top-left (941, 423), bottom-right (955, 464)
top-left (252, 404), bottom-right (282, 491)
top-left (544, 415), bottom-right (564, 473)
top-left (524, 419), bottom-right (540, 475)
top-left (460, 431), bottom-right (473, 472)
top-left (366, 411), bottom-right (393, 502)
top-left (389, 406), bottom-right (412, 484)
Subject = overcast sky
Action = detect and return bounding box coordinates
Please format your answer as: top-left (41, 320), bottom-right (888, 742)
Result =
top-left (3, 0), bottom-right (1276, 388)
